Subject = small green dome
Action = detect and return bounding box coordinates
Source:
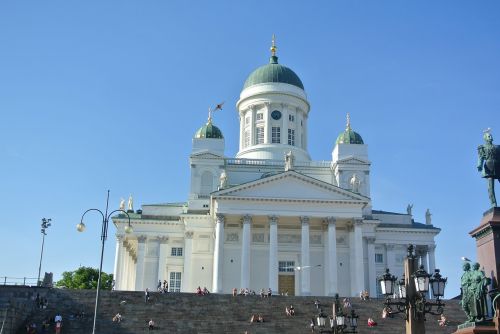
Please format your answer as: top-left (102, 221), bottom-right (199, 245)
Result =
top-left (243, 56), bottom-right (304, 90)
top-left (336, 129), bottom-right (364, 145)
top-left (194, 119), bottom-right (224, 139)
top-left (336, 114), bottom-right (364, 144)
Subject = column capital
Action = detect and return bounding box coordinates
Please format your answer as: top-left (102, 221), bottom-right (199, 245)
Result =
top-left (326, 217), bottom-right (336, 225)
top-left (268, 215), bottom-right (278, 225)
top-left (137, 235), bottom-right (147, 243)
top-left (216, 213), bottom-right (225, 224)
top-left (300, 216), bottom-right (310, 225)
top-left (353, 218), bottom-right (363, 226)
top-left (185, 231), bottom-right (194, 239)
top-left (428, 244), bottom-right (436, 252)
top-left (242, 214), bottom-right (252, 224)
top-left (365, 237), bottom-right (376, 244)
top-left (116, 234), bottom-right (125, 241)
top-left (157, 236), bottom-right (169, 243)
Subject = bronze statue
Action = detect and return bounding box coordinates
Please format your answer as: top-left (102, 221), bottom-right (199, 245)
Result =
top-left (460, 262), bottom-right (472, 321)
top-left (471, 262), bottom-right (490, 322)
top-left (477, 129), bottom-right (500, 207)
top-left (460, 261), bottom-right (491, 322)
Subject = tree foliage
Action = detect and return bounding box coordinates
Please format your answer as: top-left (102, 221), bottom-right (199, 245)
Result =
top-left (55, 266), bottom-right (113, 290)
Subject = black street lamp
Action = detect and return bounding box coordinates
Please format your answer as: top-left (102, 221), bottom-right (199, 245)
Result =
top-left (77, 190), bottom-right (132, 334)
top-left (317, 295), bottom-right (358, 334)
top-left (378, 245), bottom-right (447, 333)
top-left (37, 218), bottom-right (52, 286)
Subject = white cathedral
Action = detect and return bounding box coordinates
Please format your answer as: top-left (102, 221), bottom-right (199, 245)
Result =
top-left (112, 40), bottom-right (440, 297)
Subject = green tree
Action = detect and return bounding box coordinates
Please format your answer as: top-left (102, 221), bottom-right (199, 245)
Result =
top-left (55, 266), bottom-right (113, 290)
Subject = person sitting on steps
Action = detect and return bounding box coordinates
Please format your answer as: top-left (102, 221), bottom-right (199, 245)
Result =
top-left (113, 313), bottom-right (122, 323)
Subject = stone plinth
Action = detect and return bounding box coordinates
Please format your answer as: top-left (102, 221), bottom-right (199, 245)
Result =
top-left (454, 321), bottom-right (497, 334)
top-left (470, 207), bottom-right (500, 290)
top-left (466, 207), bottom-right (500, 334)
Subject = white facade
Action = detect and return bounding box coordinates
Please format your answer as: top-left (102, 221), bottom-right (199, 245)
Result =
top-left (112, 48), bottom-right (440, 297)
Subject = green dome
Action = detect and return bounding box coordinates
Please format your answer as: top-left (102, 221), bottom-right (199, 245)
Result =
top-left (243, 56), bottom-right (304, 90)
top-left (336, 129), bottom-right (364, 145)
top-left (194, 119), bottom-right (224, 139)
top-left (336, 114), bottom-right (364, 144)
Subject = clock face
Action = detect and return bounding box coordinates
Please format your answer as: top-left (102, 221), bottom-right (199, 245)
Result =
top-left (271, 110), bottom-right (282, 120)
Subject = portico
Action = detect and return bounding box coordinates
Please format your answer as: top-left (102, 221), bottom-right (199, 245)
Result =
top-left (210, 170), bottom-right (368, 296)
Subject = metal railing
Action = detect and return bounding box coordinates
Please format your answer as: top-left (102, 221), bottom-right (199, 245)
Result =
top-left (0, 277), bottom-right (38, 286)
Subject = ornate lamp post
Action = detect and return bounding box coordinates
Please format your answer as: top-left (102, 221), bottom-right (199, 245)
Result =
top-left (77, 190), bottom-right (132, 334)
top-left (318, 295), bottom-right (358, 333)
top-left (378, 245), bottom-right (447, 334)
top-left (37, 218), bottom-right (52, 286)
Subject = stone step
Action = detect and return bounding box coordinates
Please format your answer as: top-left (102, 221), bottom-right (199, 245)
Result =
top-left (0, 286), bottom-right (467, 334)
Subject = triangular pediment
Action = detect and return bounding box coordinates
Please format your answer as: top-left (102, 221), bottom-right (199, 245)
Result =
top-left (190, 151), bottom-right (224, 159)
top-left (213, 171), bottom-right (368, 203)
top-left (334, 156), bottom-right (371, 165)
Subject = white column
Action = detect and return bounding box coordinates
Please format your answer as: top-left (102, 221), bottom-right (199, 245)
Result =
top-left (112, 235), bottom-right (124, 290)
top-left (268, 215), bottom-right (278, 294)
top-left (135, 235), bottom-right (147, 291)
top-left (119, 239), bottom-right (129, 290)
top-left (182, 231), bottom-right (194, 292)
top-left (121, 241), bottom-right (135, 291)
top-left (213, 214), bottom-right (225, 293)
top-left (326, 217), bottom-right (338, 296)
top-left (386, 244), bottom-right (395, 271)
top-left (366, 237), bottom-right (377, 297)
top-left (428, 245), bottom-right (436, 274)
top-left (352, 219), bottom-right (364, 296)
top-left (300, 216), bottom-right (311, 296)
top-left (157, 236), bottom-right (169, 283)
top-left (241, 215), bottom-right (252, 289)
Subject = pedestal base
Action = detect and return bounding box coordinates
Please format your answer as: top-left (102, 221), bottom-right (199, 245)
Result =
top-left (470, 207), bottom-right (500, 289)
top-left (454, 321), bottom-right (497, 334)
top-left (468, 207), bottom-right (500, 333)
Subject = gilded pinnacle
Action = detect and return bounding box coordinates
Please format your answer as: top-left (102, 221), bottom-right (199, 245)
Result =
top-left (270, 34), bottom-right (277, 57)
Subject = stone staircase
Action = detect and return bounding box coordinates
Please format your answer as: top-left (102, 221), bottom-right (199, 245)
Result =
top-left (0, 286), bottom-right (467, 333)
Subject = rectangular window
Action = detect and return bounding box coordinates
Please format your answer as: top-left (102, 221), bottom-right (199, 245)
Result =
top-left (256, 113), bottom-right (264, 121)
top-left (288, 129), bottom-right (295, 146)
top-left (279, 261), bottom-right (295, 272)
top-left (244, 130), bottom-right (250, 148)
top-left (256, 127), bottom-right (264, 144)
top-left (271, 127), bottom-right (281, 144)
top-left (289, 114), bottom-right (295, 122)
top-left (169, 272), bottom-right (182, 292)
top-left (171, 247), bottom-right (183, 257)
top-left (375, 253), bottom-right (383, 263)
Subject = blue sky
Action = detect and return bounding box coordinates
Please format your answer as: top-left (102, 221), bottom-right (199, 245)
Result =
top-left (1, 1), bottom-right (499, 298)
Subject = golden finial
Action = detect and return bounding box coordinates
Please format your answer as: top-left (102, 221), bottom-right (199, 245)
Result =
top-left (207, 102), bottom-right (224, 123)
top-left (270, 34), bottom-right (277, 57)
top-left (207, 107), bottom-right (213, 123)
top-left (346, 113), bottom-right (351, 130)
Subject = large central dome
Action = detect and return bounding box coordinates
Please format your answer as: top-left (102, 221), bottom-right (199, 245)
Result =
top-left (243, 55), bottom-right (304, 90)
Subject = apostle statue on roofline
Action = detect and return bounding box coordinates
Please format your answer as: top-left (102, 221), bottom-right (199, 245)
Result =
top-left (477, 128), bottom-right (500, 207)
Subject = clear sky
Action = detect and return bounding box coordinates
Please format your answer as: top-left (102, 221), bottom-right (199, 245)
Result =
top-left (1, 1), bottom-right (499, 298)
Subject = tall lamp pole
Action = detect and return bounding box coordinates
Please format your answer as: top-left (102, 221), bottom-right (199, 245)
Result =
top-left (37, 218), bottom-right (52, 286)
top-left (77, 190), bottom-right (132, 334)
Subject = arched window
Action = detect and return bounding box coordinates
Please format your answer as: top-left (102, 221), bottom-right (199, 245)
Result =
top-left (200, 171), bottom-right (214, 195)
